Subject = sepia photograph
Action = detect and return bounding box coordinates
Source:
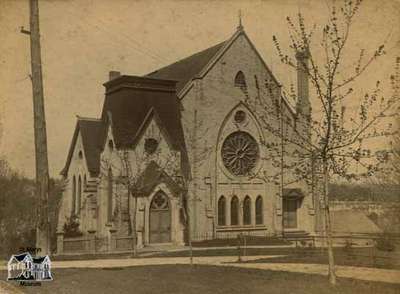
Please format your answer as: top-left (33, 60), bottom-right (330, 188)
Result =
top-left (0, 0), bottom-right (399, 293)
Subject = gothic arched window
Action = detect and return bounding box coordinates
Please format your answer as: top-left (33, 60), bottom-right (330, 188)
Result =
top-left (231, 196), bottom-right (239, 226)
top-left (108, 140), bottom-right (114, 151)
top-left (77, 175), bottom-right (82, 214)
top-left (256, 195), bottom-right (263, 225)
top-left (243, 196), bottom-right (251, 225)
top-left (107, 168), bottom-right (113, 222)
top-left (218, 196), bottom-right (226, 226)
top-left (234, 71), bottom-right (247, 90)
top-left (71, 176), bottom-right (76, 215)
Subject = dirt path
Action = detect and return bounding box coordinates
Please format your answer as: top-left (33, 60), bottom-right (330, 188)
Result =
top-left (223, 261), bottom-right (400, 284)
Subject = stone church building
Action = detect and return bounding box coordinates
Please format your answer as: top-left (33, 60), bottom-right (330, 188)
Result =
top-left (57, 25), bottom-right (317, 252)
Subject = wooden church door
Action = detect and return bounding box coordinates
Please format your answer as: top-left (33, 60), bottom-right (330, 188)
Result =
top-left (149, 191), bottom-right (171, 243)
top-left (283, 198), bottom-right (298, 229)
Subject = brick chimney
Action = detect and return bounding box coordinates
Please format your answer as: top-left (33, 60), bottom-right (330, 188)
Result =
top-left (296, 50), bottom-right (311, 121)
top-left (109, 71), bottom-right (121, 81)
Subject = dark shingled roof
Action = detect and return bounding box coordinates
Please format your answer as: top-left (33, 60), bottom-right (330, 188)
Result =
top-left (79, 119), bottom-right (106, 176)
top-left (61, 118), bottom-right (106, 177)
top-left (101, 76), bottom-right (190, 178)
top-left (102, 77), bottom-right (185, 149)
top-left (146, 41), bottom-right (226, 93)
top-left (63, 39), bottom-right (228, 179)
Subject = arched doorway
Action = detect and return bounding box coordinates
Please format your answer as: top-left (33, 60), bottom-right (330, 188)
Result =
top-left (149, 191), bottom-right (171, 243)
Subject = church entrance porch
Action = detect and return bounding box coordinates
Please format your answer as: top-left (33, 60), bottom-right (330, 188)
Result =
top-left (149, 191), bottom-right (171, 244)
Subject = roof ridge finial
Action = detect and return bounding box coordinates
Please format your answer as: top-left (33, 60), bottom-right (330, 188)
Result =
top-left (237, 9), bottom-right (243, 31)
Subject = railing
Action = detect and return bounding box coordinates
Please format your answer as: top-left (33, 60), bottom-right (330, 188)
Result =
top-left (58, 231), bottom-right (400, 256)
top-left (59, 234), bottom-right (135, 255)
top-left (95, 237), bottom-right (109, 253)
top-left (63, 237), bottom-right (91, 253)
top-left (115, 236), bottom-right (134, 251)
top-left (191, 229), bottom-right (273, 242)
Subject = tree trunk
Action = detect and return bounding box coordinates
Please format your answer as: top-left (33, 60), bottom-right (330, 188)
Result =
top-left (323, 159), bottom-right (336, 285)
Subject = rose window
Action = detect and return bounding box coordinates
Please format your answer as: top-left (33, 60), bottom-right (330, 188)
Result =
top-left (150, 191), bottom-right (169, 210)
top-left (221, 131), bottom-right (259, 176)
top-left (234, 110), bottom-right (246, 123)
top-left (144, 138), bottom-right (159, 155)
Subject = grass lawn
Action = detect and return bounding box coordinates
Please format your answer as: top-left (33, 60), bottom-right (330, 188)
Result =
top-left (245, 247), bottom-right (400, 270)
top-left (50, 246), bottom-right (400, 270)
top-left (1, 265), bottom-right (399, 294)
top-left (148, 247), bottom-right (400, 269)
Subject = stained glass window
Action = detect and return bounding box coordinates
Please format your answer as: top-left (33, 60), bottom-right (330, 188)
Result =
top-left (107, 168), bottom-right (113, 222)
top-left (234, 71), bottom-right (247, 90)
top-left (243, 196), bottom-right (251, 225)
top-left (218, 196), bottom-right (226, 226)
top-left (77, 175), bottom-right (82, 214)
top-left (256, 196), bottom-right (263, 225)
top-left (71, 176), bottom-right (76, 216)
top-left (151, 191), bottom-right (169, 210)
top-left (221, 131), bottom-right (259, 176)
top-left (231, 196), bottom-right (239, 225)
top-left (145, 138), bottom-right (159, 155)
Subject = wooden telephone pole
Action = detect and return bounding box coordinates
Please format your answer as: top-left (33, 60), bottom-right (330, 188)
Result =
top-left (28, 0), bottom-right (50, 255)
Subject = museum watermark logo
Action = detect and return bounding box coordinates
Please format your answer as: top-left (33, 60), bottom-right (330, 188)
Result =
top-left (7, 251), bottom-right (53, 286)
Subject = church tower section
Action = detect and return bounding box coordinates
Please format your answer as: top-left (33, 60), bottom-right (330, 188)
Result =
top-left (57, 75), bottom-right (189, 254)
top-left (215, 103), bottom-right (274, 237)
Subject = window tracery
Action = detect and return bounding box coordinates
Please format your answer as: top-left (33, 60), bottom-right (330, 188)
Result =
top-left (221, 131), bottom-right (259, 176)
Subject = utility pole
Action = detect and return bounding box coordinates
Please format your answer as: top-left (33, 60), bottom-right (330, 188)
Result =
top-left (26, 0), bottom-right (50, 255)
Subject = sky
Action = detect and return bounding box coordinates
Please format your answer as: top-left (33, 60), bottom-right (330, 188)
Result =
top-left (0, 0), bottom-right (399, 178)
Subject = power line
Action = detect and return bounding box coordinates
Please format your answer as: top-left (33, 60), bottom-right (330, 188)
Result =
top-left (46, 1), bottom-right (169, 66)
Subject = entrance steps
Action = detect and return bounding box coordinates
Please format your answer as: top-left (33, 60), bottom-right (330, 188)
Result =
top-left (282, 230), bottom-right (315, 247)
top-left (282, 230), bottom-right (310, 240)
top-left (143, 244), bottom-right (185, 252)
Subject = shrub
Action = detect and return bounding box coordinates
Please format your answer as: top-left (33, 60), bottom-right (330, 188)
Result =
top-left (0, 160), bottom-right (63, 257)
top-left (344, 239), bottom-right (353, 251)
top-left (63, 214), bottom-right (83, 238)
top-left (375, 235), bottom-right (395, 252)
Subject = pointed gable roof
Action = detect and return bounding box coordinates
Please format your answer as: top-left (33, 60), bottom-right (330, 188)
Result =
top-left (61, 117), bottom-right (106, 177)
top-left (145, 28), bottom-right (288, 111)
top-left (102, 76), bottom-right (184, 150)
top-left (62, 28), bottom-right (292, 180)
top-left (135, 160), bottom-right (183, 196)
top-left (146, 41), bottom-right (226, 94)
top-left (102, 76), bottom-right (190, 178)
top-left (130, 107), bottom-right (174, 150)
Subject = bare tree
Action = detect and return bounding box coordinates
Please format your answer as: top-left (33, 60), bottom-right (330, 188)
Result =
top-left (244, 0), bottom-right (399, 285)
top-left (181, 108), bottom-right (213, 266)
top-left (100, 128), bottom-right (182, 257)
